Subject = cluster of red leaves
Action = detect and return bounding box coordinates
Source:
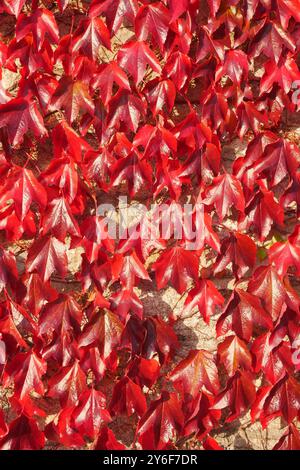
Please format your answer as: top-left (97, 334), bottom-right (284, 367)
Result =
top-left (0, 0), bottom-right (300, 451)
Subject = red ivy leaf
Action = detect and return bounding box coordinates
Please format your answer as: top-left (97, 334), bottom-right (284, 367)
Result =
top-left (93, 426), bottom-right (126, 450)
top-left (3, 351), bottom-right (47, 403)
top-left (89, 0), bottom-right (138, 34)
top-left (110, 376), bottom-right (147, 417)
top-left (169, 349), bottom-right (220, 397)
top-left (72, 17), bottom-right (111, 61)
top-left (16, 9), bottom-right (59, 51)
top-left (217, 289), bottom-right (273, 342)
top-left (117, 40), bottom-right (161, 86)
top-left (0, 98), bottom-right (47, 146)
top-left (204, 173), bottom-right (245, 222)
top-left (152, 246), bottom-right (199, 294)
top-left (136, 391), bottom-right (184, 450)
top-left (0, 414), bottom-right (45, 450)
top-left (180, 280), bottom-right (224, 323)
top-left (135, 3), bottom-right (170, 52)
top-left (72, 388), bottom-right (111, 439)
top-left (49, 77), bottom-right (95, 124)
top-left (252, 374), bottom-right (300, 426)
top-left (273, 423), bottom-right (300, 450)
top-left (48, 360), bottom-right (87, 407)
top-left (218, 335), bottom-right (252, 377)
top-left (212, 371), bottom-right (256, 422)
top-left (26, 235), bottom-right (67, 282)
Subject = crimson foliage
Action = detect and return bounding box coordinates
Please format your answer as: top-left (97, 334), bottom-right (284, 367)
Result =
top-left (0, 0), bottom-right (300, 450)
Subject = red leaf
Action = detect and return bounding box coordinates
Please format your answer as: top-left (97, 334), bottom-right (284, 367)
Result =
top-left (22, 273), bottom-right (57, 317)
top-left (204, 173), bottom-right (245, 221)
top-left (251, 334), bottom-right (294, 383)
top-left (244, 183), bottom-right (284, 241)
top-left (107, 89), bottom-right (145, 132)
top-left (90, 0), bottom-right (138, 34)
top-left (261, 55), bottom-right (300, 94)
top-left (249, 20), bottom-right (295, 63)
top-left (193, 203), bottom-right (220, 252)
top-left (213, 232), bottom-right (257, 278)
top-left (78, 309), bottom-right (123, 361)
top-left (2, 0), bottom-right (26, 17)
top-left (169, 349), bottom-right (220, 397)
top-left (183, 391), bottom-right (221, 438)
top-left (41, 196), bottom-right (80, 240)
top-left (143, 316), bottom-right (179, 364)
top-left (269, 238), bottom-right (300, 276)
top-left (110, 376), bottom-right (147, 417)
top-left (91, 61), bottom-right (130, 106)
top-left (3, 166), bottom-right (47, 221)
top-left (72, 388), bottom-right (111, 439)
top-left (152, 246), bottom-right (199, 293)
top-left (127, 357), bottom-right (160, 388)
top-left (38, 294), bottom-right (82, 338)
top-left (217, 288), bottom-right (273, 342)
top-left (136, 391), bottom-right (184, 449)
top-left (135, 3), bottom-right (170, 52)
top-left (202, 436), bottom-right (224, 450)
top-left (93, 427), bottom-right (126, 450)
top-left (116, 251), bottom-right (150, 289)
top-left (111, 153), bottom-right (152, 197)
top-left (144, 78), bottom-right (176, 116)
top-left (78, 214), bottom-right (115, 262)
top-left (110, 289), bottom-right (143, 320)
top-left (207, 0), bottom-right (221, 16)
top-left (237, 101), bottom-right (268, 138)
top-left (26, 235), bottom-right (67, 282)
top-left (16, 9), bottom-right (59, 51)
top-left (50, 77), bottom-right (95, 124)
top-left (51, 120), bottom-right (92, 162)
top-left (5, 36), bottom-right (53, 76)
top-left (216, 50), bottom-right (248, 85)
top-left (0, 98), bottom-right (47, 146)
top-left (48, 360), bottom-right (86, 407)
top-left (0, 247), bottom-right (18, 292)
top-left (174, 111), bottom-right (212, 153)
top-left (248, 265), bottom-right (286, 321)
top-left (0, 409), bottom-right (8, 439)
top-left (251, 139), bottom-right (299, 187)
top-left (180, 280), bottom-right (224, 323)
top-left (273, 423), bottom-right (300, 450)
top-left (218, 335), bottom-right (252, 377)
top-left (40, 155), bottom-right (79, 200)
top-left (0, 414), bottom-right (45, 450)
top-left (212, 371), bottom-right (256, 422)
top-left (163, 51), bottom-right (192, 90)
top-left (72, 17), bottom-right (111, 61)
top-left (277, 0), bottom-right (300, 28)
top-left (252, 374), bottom-right (300, 426)
top-left (3, 351), bottom-right (47, 403)
top-left (117, 40), bottom-right (161, 86)
top-left (45, 407), bottom-right (84, 448)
